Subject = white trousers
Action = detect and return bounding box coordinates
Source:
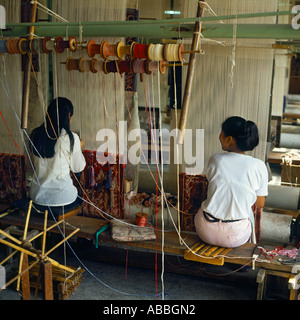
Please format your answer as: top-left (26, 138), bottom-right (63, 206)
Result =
top-left (194, 208), bottom-right (252, 248)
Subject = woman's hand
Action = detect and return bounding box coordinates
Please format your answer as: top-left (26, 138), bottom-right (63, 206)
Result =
top-left (80, 139), bottom-right (84, 148)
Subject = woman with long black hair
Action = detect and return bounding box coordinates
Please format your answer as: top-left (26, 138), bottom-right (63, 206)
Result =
top-left (29, 97), bottom-right (86, 217)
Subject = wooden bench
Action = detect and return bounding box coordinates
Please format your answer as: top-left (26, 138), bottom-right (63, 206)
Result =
top-left (0, 208), bottom-right (299, 300)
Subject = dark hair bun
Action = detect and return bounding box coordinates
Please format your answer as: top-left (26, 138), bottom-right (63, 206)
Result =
top-left (222, 116), bottom-right (259, 151)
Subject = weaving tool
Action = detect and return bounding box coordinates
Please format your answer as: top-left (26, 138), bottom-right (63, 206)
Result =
top-left (0, 200), bottom-right (81, 300)
top-left (42, 36), bottom-right (54, 54)
top-left (184, 241), bottom-right (232, 266)
top-left (55, 35), bottom-right (77, 53)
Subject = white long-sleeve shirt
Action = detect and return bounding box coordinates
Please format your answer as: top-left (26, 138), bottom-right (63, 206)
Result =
top-left (30, 129), bottom-right (86, 206)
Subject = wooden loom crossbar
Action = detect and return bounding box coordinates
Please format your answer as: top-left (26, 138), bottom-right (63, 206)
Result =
top-left (21, 0), bottom-right (37, 129)
top-left (178, 0), bottom-right (206, 144)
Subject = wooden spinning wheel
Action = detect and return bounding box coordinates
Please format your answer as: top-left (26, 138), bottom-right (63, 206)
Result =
top-left (0, 200), bottom-right (81, 300)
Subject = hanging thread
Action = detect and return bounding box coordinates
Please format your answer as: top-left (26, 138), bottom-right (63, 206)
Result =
top-left (135, 212), bottom-right (148, 227)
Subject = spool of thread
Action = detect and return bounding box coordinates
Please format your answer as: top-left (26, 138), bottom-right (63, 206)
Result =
top-left (30, 39), bottom-right (43, 54)
top-left (18, 38), bottom-right (30, 54)
top-left (135, 212), bottom-right (148, 227)
top-left (87, 39), bottom-right (101, 58)
top-left (91, 59), bottom-right (102, 73)
top-left (148, 43), bottom-right (164, 61)
top-left (80, 58), bottom-right (99, 72)
top-left (118, 60), bottom-right (131, 74)
top-left (103, 60), bottom-right (118, 74)
top-left (66, 57), bottom-right (99, 73)
top-left (0, 40), bottom-right (7, 53)
top-left (118, 42), bottom-right (135, 59)
top-left (43, 37), bottom-right (54, 54)
top-left (131, 59), bottom-right (145, 74)
top-left (55, 35), bottom-right (77, 53)
top-left (145, 60), bottom-right (166, 75)
top-left (66, 57), bottom-right (81, 71)
top-left (132, 43), bottom-right (148, 59)
top-left (6, 39), bottom-right (21, 54)
top-left (163, 43), bottom-right (184, 62)
top-left (100, 40), bottom-right (118, 59)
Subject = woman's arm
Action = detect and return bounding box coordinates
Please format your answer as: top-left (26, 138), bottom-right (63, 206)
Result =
top-left (255, 196), bottom-right (265, 209)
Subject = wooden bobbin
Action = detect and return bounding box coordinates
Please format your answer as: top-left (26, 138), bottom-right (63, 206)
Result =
top-left (145, 60), bottom-right (167, 75)
top-left (100, 40), bottom-right (118, 59)
top-left (42, 37), bottom-right (54, 54)
top-left (163, 43), bottom-right (184, 62)
top-left (79, 58), bottom-right (99, 73)
top-left (91, 59), bottom-right (102, 73)
top-left (55, 36), bottom-right (77, 53)
top-left (118, 60), bottom-right (132, 74)
top-left (147, 43), bottom-right (164, 61)
top-left (117, 41), bottom-right (135, 59)
top-left (103, 60), bottom-right (118, 74)
top-left (132, 43), bottom-right (148, 59)
top-left (87, 39), bottom-right (101, 58)
top-left (18, 38), bottom-right (30, 54)
top-left (66, 57), bottom-right (79, 71)
top-left (159, 60), bottom-right (167, 74)
top-left (6, 39), bottom-right (21, 54)
top-left (0, 40), bottom-right (7, 53)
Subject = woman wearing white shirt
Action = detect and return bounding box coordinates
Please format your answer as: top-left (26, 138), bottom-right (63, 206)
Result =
top-left (29, 97), bottom-right (86, 218)
top-left (194, 116), bottom-right (268, 248)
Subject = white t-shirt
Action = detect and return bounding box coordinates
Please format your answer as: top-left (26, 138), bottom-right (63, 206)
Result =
top-left (30, 129), bottom-right (86, 206)
top-left (201, 152), bottom-right (268, 221)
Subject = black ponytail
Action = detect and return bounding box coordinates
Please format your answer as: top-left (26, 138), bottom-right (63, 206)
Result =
top-left (30, 97), bottom-right (75, 158)
top-left (221, 116), bottom-right (259, 151)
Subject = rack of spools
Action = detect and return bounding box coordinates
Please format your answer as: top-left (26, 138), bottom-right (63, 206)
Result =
top-left (0, 35), bottom-right (187, 76)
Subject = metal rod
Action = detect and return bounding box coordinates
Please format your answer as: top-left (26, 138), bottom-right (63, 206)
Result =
top-left (178, 1), bottom-right (206, 145)
top-left (4, 23), bottom-right (299, 40)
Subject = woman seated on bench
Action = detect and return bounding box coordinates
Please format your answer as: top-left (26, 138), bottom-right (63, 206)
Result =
top-left (195, 116), bottom-right (268, 248)
top-left (29, 97), bottom-right (86, 218)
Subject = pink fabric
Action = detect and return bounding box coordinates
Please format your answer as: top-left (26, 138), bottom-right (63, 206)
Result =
top-left (194, 208), bottom-right (251, 248)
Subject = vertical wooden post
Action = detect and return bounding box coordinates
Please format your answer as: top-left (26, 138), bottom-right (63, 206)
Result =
top-left (41, 261), bottom-right (53, 300)
top-left (21, 0), bottom-right (37, 129)
top-left (21, 254), bottom-right (31, 300)
top-left (178, 1), bottom-right (206, 144)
